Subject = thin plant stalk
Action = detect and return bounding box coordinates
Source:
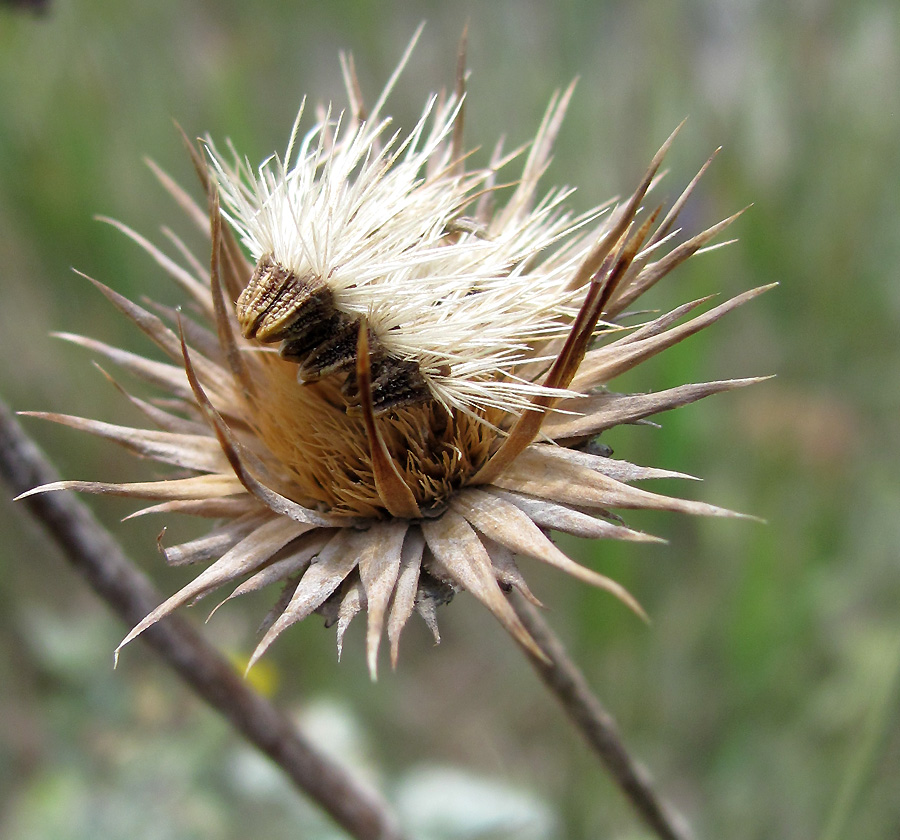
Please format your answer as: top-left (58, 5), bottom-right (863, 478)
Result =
top-left (0, 398), bottom-right (405, 840)
top-left (510, 588), bottom-right (695, 840)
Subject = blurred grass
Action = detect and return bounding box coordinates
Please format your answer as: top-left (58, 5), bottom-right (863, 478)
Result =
top-left (1, 1), bottom-right (898, 838)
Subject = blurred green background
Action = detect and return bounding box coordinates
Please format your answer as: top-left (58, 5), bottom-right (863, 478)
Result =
top-left (1, 1), bottom-right (898, 838)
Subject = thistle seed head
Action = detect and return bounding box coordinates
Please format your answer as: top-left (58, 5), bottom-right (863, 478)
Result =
top-left (21, 32), bottom-right (767, 678)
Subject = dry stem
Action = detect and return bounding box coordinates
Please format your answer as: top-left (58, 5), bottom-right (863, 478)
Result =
top-left (0, 398), bottom-right (404, 840)
top-left (509, 588), bottom-right (695, 840)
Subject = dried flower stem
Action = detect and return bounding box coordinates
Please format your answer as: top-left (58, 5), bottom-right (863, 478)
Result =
top-left (509, 589), bottom-right (694, 840)
top-left (0, 398), bottom-right (404, 840)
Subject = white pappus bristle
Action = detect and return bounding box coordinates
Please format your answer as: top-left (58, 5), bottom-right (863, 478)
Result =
top-left (206, 55), bottom-right (612, 418)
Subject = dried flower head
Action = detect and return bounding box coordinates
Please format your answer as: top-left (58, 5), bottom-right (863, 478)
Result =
top-left (21, 33), bottom-right (767, 678)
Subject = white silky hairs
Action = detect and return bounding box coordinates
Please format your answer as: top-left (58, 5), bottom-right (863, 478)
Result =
top-left (206, 31), bottom-right (615, 418)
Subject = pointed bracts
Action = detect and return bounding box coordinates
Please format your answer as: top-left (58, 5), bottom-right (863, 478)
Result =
top-left (21, 36), bottom-right (764, 678)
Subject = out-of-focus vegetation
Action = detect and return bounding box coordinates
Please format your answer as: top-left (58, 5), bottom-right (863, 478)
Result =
top-left (1, 2), bottom-right (898, 838)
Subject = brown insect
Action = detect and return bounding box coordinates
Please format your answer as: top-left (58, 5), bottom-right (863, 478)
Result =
top-left (236, 255), bottom-right (432, 415)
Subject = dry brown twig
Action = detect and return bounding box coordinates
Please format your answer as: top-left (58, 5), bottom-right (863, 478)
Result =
top-left (0, 399), bottom-right (406, 840)
top-left (510, 590), bottom-right (695, 840)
